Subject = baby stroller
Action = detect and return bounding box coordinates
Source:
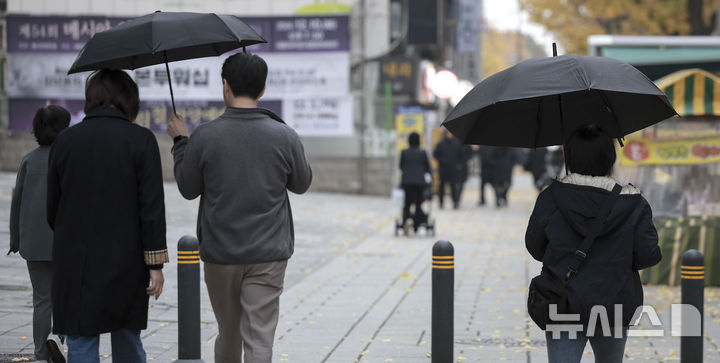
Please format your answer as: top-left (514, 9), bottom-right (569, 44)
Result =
top-left (395, 182), bottom-right (436, 237)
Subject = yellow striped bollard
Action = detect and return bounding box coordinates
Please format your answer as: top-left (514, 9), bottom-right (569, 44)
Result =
top-left (432, 240), bottom-right (454, 363)
top-left (177, 235), bottom-right (204, 362)
top-left (681, 249), bottom-right (704, 363)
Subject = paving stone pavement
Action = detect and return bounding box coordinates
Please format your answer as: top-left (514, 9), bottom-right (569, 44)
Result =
top-left (1, 170), bottom-right (719, 362)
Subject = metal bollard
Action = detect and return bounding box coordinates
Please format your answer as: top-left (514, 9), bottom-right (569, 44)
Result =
top-left (432, 240), bottom-right (454, 363)
top-left (681, 249), bottom-right (704, 363)
top-left (177, 235), bottom-right (204, 362)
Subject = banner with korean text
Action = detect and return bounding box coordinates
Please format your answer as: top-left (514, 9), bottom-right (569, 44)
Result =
top-left (619, 137), bottom-right (720, 165)
top-left (6, 14), bottom-right (352, 136)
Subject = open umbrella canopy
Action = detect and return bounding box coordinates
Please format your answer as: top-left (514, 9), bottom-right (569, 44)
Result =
top-left (67, 11), bottom-right (266, 74)
top-left (442, 54), bottom-right (677, 148)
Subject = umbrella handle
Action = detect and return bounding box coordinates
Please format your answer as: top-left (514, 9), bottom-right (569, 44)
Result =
top-left (164, 51), bottom-right (177, 114)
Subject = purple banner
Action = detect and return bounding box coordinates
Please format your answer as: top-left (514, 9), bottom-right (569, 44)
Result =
top-left (6, 15), bottom-right (128, 52)
top-left (9, 99), bottom-right (282, 133)
top-left (6, 14), bottom-right (347, 134)
top-left (7, 14), bottom-right (349, 53)
top-left (250, 15), bottom-right (350, 52)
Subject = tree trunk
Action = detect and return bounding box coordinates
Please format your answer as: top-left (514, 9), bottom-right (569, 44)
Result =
top-left (689, 0), bottom-right (711, 34)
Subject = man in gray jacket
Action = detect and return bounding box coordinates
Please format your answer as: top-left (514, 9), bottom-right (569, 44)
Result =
top-left (167, 52), bottom-right (312, 363)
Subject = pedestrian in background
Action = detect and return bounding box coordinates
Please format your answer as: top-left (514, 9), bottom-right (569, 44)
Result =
top-left (168, 52), bottom-right (312, 363)
top-left (477, 145), bottom-right (492, 206)
top-left (525, 124), bottom-right (661, 363)
top-left (487, 146), bottom-right (517, 208)
top-left (524, 147), bottom-right (553, 192)
top-left (433, 130), bottom-right (464, 209)
top-left (399, 132), bottom-right (430, 234)
top-left (454, 144), bottom-right (473, 207)
top-left (9, 105), bottom-right (70, 363)
top-left (47, 69), bottom-right (167, 362)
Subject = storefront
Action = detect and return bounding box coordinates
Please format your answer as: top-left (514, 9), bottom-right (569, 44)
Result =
top-left (617, 68), bottom-right (720, 286)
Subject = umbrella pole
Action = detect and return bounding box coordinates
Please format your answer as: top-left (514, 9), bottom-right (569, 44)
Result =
top-left (595, 90), bottom-right (626, 147)
top-left (552, 43), bottom-right (568, 175)
top-left (558, 93), bottom-right (569, 176)
top-left (164, 51), bottom-right (177, 114)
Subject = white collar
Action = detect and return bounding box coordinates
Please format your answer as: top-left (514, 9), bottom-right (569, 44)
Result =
top-left (558, 173), bottom-right (641, 195)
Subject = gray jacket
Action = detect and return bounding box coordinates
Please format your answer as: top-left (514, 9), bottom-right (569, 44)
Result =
top-left (172, 107), bottom-right (312, 264)
top-left (9, 146), bottom-right (54, 260)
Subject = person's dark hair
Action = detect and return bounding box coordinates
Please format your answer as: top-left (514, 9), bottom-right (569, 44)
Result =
top-left (408, 132), bottom-right (420, 147)
top-left (84, 69), bottom-right (140, 121)
top-left (564, 124), bottom-right (616, 177)
top-left (221, 52), bottom-right (268, 99)
top-left (32, 105), bottom-right (71, 145)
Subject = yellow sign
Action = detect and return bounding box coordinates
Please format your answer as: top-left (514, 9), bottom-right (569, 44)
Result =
top-left (395, 113), bottom-right (424, 154)
top-left (381, 60), bottom-right (413, 79)
top-left (394, 112), bottom-right (425, 186)
top-left (619, 137), bottom-right (720, 165)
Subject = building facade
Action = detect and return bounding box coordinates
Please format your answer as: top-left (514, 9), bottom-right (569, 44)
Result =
top-left (1, 0), bottom-right (400, 195)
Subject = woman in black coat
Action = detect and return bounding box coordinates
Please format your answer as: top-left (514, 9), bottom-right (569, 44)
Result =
top-left (525, 124), bottom-right (661, 363)
top-left (47, 69), bottom-right (168, 361)
top-left (399, 132), bottom-right (430, 233)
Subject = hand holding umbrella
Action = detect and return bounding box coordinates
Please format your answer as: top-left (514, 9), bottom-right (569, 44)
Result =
top-left (167, 113), bottom-right (189, 139)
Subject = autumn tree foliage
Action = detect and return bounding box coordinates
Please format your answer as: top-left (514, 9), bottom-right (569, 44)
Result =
top-left (519, 0), bottom-right (719, 55)
top-left (482, 27), bottom-right (546, 77)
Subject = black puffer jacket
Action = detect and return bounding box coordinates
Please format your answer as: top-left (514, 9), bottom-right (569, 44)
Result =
top-left (400, 147), bottom-right (430, 186)
top-left (526, 174), bottom-right (661, 327)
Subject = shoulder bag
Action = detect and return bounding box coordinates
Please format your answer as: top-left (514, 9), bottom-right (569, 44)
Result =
top-left (527, 183), bottom-right (622, 330)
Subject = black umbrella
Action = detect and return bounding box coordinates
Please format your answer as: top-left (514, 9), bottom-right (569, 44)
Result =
top-left (442, 53), bottom-right (677, 148)
top-left (67, 11), bottom-right (266, 112)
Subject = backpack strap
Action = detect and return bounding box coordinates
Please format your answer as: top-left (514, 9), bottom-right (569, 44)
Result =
top-left (565, 183), bottom-right (622, 282)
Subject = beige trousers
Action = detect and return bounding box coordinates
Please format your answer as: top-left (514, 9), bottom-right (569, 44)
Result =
top-left (204, 260), bottom-right (288, 363)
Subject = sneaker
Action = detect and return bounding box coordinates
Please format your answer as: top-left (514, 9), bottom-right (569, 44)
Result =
top-left (46, 334), bottom-right (67, 363)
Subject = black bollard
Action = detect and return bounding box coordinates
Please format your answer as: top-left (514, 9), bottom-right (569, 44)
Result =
top-left (681, 249), bottom-right (704, 363)
top-left (432, 240), bottom-right (454, 363)
top-left (177, 235), bottom-right (204, 362)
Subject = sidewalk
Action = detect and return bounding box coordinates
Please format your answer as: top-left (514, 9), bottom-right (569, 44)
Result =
top-left (1, 171), bottom-right (719, 362)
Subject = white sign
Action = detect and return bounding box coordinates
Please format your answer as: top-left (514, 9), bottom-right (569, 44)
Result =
top-left (264, 52), bottom-right (349, 97)
top-left (283, 95), bottom-right (353, 136)
top-left (6, 53), bottom-right (86, 99)
top-left (6, 53), bottom-right (222, 100)
top-left (7, 52), bottom-right (350, 101)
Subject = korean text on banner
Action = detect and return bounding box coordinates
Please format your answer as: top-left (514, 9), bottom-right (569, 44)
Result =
top-left (6, 14), bottom-right (352, 137)
top-left (619, 137), bottom-right (720, 165)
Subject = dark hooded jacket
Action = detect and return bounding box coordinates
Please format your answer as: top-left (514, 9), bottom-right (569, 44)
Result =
top-left (526, 174), bottom-right (661, 327)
